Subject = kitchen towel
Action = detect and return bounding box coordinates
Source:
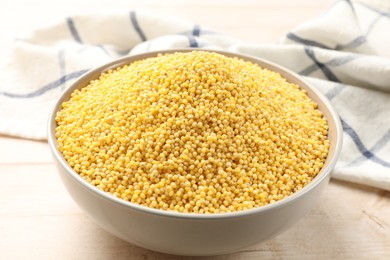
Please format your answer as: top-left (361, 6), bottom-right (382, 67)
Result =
top-left (1, 0), bottom-right (390, 190)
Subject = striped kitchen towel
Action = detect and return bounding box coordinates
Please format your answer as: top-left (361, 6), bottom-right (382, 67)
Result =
top-left (0, 0), bottom-right (389, 190)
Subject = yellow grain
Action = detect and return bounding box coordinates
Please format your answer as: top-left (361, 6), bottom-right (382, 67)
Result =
top-left (55, 51), bottom-right (330, 214)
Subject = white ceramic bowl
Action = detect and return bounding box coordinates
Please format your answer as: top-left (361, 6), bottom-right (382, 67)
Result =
top-left (48, 49), bottom-right (343, 256)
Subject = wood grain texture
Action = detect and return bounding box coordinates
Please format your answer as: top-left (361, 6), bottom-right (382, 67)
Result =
top-left (1, 0), bottom-right (390, 259)
top-left (1, 163), bottom-right (389, 259)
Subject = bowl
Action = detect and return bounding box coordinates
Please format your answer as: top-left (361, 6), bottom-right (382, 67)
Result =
top-left (48, 49), bottom-right (343, 256)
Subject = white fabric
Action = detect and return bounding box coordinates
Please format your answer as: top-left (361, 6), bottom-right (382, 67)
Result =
top-left (1, 1), bottom-right (390, 190)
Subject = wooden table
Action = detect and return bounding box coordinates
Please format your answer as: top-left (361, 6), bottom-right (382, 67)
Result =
top-left (1, 0), bottom-right (389, 259)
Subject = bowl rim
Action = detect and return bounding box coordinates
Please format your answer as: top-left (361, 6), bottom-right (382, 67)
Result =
top-left (48, 48), bottom-right (343, 220)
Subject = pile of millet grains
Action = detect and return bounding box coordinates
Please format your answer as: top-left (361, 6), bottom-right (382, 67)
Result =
top-left (55, 51), bottom-right (330, 214)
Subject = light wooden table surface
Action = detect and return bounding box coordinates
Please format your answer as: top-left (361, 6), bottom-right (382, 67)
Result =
top-left (1, 0), bottom-right (390, 259)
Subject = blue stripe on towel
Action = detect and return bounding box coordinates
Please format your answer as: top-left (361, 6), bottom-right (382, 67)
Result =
top-left (335, 36), bottom-right (367, 50)
top-left (341, 118), bottom-right (390, 168)
top-left (344, 0), bottom-right (356, 13)
top-left (325, 83), bottom-right (346, 100)
top-left (287, 33), bottom-right (331, 50)
top-left (130, 11), bottom-right (147, 42)
top-left (356, 1), bottom-right (390, 18)
top-left (66, 17), bottom-right (82, 43)
top-left (192, 25), bottom-right (201, 36)
top-left (299, 55), bottom-right (359, 76)
top-left (188, 35), bottom-right (199, 47)
top-left (0, 70), bottom-right (89, 98)
top-left (288, 0), bottom-right (387, 52)
top-left (348, 128), bottom-right (390, 167)
top-left (326, 55), bottom-right (359, 66)
top-left (304, 47), bottom-right (341, 82)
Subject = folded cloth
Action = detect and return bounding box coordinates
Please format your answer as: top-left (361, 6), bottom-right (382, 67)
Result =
top-left (1, 0), bottom-right (389, 190)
